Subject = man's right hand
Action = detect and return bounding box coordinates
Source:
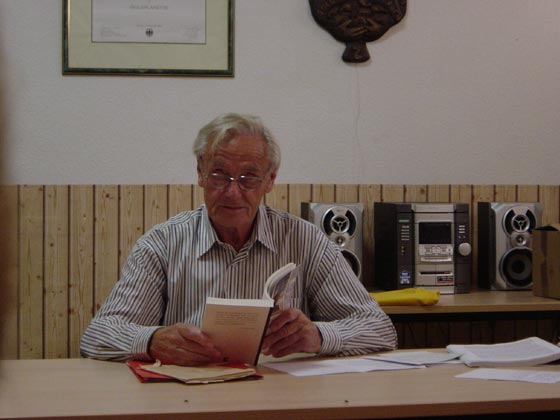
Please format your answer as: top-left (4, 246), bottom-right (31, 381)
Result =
top-left (148, 323), bottom-right (224, 366)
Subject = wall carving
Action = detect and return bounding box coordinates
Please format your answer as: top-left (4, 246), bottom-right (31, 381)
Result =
top-left (309, 0), bottom-right (407, 63)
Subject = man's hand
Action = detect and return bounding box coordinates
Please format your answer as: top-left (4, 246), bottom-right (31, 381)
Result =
top-left (148, 323), bottom-right (224, 366)
top-left (261, 308), bottom-right (322, 358)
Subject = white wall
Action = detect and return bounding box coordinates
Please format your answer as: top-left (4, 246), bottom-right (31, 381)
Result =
top-left (1, 0), bottom-right (559, 185)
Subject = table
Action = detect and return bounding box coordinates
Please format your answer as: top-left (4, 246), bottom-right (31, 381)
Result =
top-left (378, 290), bottom-right (560, 348)
top-left (381, 289), bottom-right (560, 315)
top-left (1, 357), bottom-right (560, 419)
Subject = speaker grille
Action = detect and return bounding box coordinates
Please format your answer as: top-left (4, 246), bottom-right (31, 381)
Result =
top-left (321, 207), bottom-right (357, 237)
top-left (503, 206), bottom-right (537, 235)
top-left (301, 203), bottom-right (363, 280)
top-left (478, 202), bottom-right (542, 290)
top-left (499, 247), bottom-right (533, 288)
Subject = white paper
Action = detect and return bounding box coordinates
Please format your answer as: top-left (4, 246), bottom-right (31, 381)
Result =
top-left (92, 0), bottom-right (206, 44)
top-left (456, 368), bottom-right (560, 384)
top-left (262, 357), bottom-right (423, 377)
top-left (447, 337), bottom-right (560, 367)
top-left (366, 351), bottom-right (461, 366)
top-left (259, 352), bottom-right (315, 364)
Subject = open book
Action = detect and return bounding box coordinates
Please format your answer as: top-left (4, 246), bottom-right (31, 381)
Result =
top-left (201, 262), bottom-right (298, 366)
top-left (447, 337), bottom-right (560, 367)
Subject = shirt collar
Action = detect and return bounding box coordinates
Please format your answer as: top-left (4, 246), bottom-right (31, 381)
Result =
top-left (197, 204), bottom-right (278, 258)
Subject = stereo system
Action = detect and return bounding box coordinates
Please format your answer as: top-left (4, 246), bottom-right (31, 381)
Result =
top-left (477, 202), bottom-right (542, 290)
top-left (300, 201), bottom-right (543, 293)
top-left (301, 202), bottom-right (363, 281)
top-left (373, 202), bottom-right (472, 294)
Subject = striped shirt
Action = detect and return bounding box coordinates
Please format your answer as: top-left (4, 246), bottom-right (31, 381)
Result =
top-left (80, 205), bottom-right (397, 361)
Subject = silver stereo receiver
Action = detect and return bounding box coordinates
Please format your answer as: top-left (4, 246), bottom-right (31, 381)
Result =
top-left (374, 202), bottom-right (472, 294)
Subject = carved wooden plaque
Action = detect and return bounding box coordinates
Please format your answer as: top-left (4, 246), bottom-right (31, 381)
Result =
top-left (309, 0), bottom-right (407, 63)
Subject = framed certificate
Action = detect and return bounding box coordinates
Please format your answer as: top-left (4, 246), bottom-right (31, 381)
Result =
top-left (63, 0), bottom-right (234, 76)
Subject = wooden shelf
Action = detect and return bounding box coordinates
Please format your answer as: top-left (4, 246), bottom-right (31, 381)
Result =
top-left (380, 289), bottom-right (560, 315)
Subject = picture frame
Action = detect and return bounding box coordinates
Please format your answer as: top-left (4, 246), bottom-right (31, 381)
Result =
top-left (63, 0), bottom-right (234, 76)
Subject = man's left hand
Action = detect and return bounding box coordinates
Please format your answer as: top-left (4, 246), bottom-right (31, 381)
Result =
top-left (261, 308), bottom-right (322, 357)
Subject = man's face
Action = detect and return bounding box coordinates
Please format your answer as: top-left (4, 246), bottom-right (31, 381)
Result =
top-left (198, 134), bottom-right (276, 237)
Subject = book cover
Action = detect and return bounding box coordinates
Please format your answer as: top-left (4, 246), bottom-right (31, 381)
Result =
top-left (201, 262), bottom-right (298, 366)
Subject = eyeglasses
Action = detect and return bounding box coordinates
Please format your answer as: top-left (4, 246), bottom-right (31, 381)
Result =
top-left (205, 173), bottom-right (264, 191)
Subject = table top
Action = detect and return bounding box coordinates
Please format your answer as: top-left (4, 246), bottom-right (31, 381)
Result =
top-left (381, 289), bottom-right (560, 315)
top-left (1, 356), bottom-right (560, 420)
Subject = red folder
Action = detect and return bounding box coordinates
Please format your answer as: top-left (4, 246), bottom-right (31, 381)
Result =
top-left (126, 359), bottom-right (262, 383)
top-left (126, 360), bottom-right (173, 383)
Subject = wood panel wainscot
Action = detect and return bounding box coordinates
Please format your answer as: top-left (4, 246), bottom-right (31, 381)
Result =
top-left (0, 184), bottom-right (559, 358)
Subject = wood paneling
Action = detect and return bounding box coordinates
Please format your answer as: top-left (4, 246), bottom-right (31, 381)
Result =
top-left (119, 185), bottom-right (144, 271)
top-left (312, 184), bottom-right (335, 203)
top-left (427, 185), bottom-right (450, 202)
top-left (0, 184), bottom-right (558, 358)
top-left (0, 185), bottom-right (19, 359)
top-left (19, 185), bottom-right (44, 359)
top-left (44, 185), bottom-right (69, 359)
top-left (69, 186), bottom-right (94, 357)
top-left (405, 185), bottom-right (427, 202)
top-left (265, 183), bottom-right (288, 211)
top-left (288, 184), bottom-right (311, 217)
top-left (168, 184), bottom-right (192, 216)
top-left (335, 184), bottom-right (359, 203)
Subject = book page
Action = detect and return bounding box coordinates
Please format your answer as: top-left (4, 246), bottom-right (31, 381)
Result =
top-left (263, 262), bottom-right (298, 311)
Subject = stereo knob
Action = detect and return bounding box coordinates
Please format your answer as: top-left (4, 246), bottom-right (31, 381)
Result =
top-left (458, 242), bottom-right (472, 256)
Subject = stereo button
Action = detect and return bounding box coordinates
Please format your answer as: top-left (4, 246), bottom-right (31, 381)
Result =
top-left (458, 242), bottom-right (472, 256)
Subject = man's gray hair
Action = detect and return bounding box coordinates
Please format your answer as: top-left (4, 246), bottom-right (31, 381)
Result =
top-left (193, 113), bottom-right (281, 172)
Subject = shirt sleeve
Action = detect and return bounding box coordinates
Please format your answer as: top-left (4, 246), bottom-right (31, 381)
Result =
top-left (80, 236), bottom-right (168, 361)
top-left (306, 234), bottom-right (398, 356)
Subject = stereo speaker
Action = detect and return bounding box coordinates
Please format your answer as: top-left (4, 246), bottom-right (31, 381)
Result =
top-left (301, 202), bottom-right (363, 280)
top-left (478, 202), bottom-right (542, 290)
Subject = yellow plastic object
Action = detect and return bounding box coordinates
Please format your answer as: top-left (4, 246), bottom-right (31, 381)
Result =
top-left (370, 288), bottom-right (440, 306)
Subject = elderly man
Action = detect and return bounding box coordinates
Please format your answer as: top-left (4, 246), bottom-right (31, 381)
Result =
top-left (80, 113), bottom-right (397, 366)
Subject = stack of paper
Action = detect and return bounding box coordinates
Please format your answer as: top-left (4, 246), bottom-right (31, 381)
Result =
top-left (447, 337), bottom-right (560, 367)
top-left (365, 351), bottom-right (460, 366)
top-left (262, 351), bottom-right (461, 377)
